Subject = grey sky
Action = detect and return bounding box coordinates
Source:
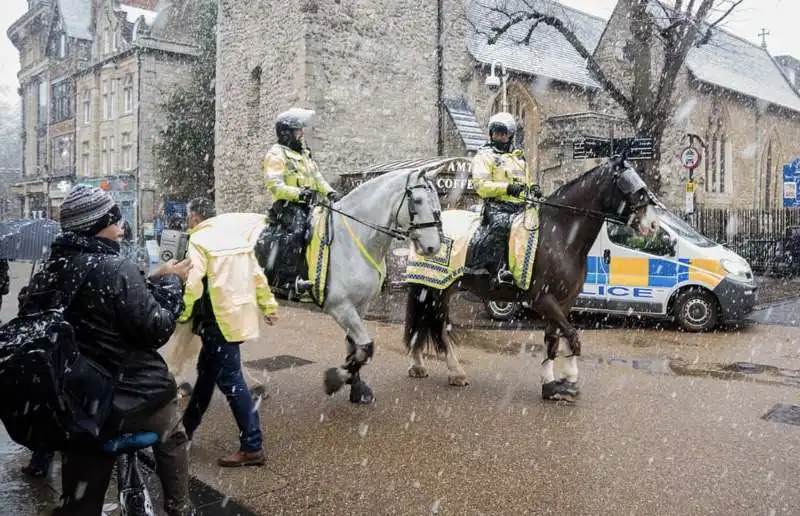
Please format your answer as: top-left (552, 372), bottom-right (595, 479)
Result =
top-left (0, 0), bottom-right (797, 101)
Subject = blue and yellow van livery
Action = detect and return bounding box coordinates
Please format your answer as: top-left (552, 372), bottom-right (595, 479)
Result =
top-left (572, 206), bottom-right (756, 331)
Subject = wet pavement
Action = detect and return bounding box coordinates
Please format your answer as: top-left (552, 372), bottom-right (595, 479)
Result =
top-left (3, 262), bottom-right (800, 513)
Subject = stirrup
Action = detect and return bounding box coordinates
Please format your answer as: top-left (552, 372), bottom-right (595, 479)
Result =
top-left (495, 269), bottom-right (515, 286)
top-left (295, 277), bottom-right (313, 293)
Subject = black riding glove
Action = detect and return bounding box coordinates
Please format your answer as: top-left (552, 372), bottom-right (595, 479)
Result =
top-left (327, 191), bottom-right (342, 203)
top-left (530, 184), bottom-right (543, 198)
top-left (298, 188), bottom-right (315, 204)
top-left (506, 182), bottom-right (525, 198)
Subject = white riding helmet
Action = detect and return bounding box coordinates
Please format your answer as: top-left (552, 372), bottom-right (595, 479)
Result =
top-left (487, 112), bottom-right (517, 139)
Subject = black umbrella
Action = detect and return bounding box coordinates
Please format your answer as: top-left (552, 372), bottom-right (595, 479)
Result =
top-left (0, 219), bottom-right (61, 261)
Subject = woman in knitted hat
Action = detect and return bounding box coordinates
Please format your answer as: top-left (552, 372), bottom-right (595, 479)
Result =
top-left (20, 184), bottom-right (195, 515)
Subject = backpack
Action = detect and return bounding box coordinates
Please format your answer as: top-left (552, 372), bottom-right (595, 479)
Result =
top-left (0, 255), bottom-right (118, 452)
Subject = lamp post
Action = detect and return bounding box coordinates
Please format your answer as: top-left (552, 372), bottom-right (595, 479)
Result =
top-left (485, 60), bottom-right (508, 112)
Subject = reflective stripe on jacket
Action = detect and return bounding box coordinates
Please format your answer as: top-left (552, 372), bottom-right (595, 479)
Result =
top-left (264, 143), bottom-right (334, 202)
top-left (470, 146), bottom-right (532, 204)
top-left (179, 213), bottom-right (278, 342)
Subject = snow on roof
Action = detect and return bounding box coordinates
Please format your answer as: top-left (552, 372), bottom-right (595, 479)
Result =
top-left (119, 4), bottom-right (158, 26)
top-left (467, 0), bottom-right (800, 113)
top-left (58, 0), bottom-right (92, 40)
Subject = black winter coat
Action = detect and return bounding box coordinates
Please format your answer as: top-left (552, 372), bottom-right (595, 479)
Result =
top-left (21, 232), bottom-right (183, 419)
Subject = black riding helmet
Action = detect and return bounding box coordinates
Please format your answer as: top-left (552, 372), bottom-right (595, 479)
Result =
top-left (276, 107), bottom-right (315, 153)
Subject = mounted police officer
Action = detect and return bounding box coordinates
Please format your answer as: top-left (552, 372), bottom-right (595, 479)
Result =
top-left (467, 112), bottom-right (540, 286)
top-left (262, 108), bottom-right (341, 299)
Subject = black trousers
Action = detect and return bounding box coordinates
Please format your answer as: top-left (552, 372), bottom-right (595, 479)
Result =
top-left (468, 200), bottom-right (525, 274)
top-left (52, 399), bottom-right (191, 516)
top-left (258, 200), bottom-right (310, 291)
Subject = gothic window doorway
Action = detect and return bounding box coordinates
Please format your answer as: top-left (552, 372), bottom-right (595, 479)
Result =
top-left (492, 82), bottom-right (541, 175)
top-left (762, 134), bottom-right (783, 209)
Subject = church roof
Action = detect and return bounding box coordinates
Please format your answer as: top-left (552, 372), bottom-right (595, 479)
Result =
top-left (467, 0), bottom-right (604, 89)
top-left (467, 0), bottom-right (800, 113)
top-left (58, 0), bottom-right (91, 40)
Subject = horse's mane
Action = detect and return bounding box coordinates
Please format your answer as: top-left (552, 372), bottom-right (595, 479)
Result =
top-left (549, 160), bottom-right (608, 199)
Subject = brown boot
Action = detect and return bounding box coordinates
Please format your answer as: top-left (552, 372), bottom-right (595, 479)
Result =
top-left (217, 450), bottom-right (265, 468)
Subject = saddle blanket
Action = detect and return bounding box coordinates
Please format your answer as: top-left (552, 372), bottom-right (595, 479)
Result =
top-left (305, 206), bottom-right (332, 306)
top-left (404, 207), bottom-right (539, 290)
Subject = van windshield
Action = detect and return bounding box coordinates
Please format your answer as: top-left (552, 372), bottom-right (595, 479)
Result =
top-left (656, 206), bottom-right (717, 248)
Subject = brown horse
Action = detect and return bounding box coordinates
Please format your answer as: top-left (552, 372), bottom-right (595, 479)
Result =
top-left (403, 155), bottom-right (660, 401)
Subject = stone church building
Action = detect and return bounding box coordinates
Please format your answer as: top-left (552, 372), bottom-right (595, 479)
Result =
top-left (215, 0), bottom-right (800, 214)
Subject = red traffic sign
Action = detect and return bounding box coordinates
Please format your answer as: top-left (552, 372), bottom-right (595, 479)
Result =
top-left (681, 146), bottom-right (701, 170)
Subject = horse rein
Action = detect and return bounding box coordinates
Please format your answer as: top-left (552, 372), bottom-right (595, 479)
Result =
top-left (313, 173), bottom-right (442, 242)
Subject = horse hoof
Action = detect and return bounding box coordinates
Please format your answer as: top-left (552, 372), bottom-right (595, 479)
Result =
top-left (448, 375), bottom-right (470, 387)
top-left (558, 379), bottom-right (580, 396)
top-left (349, 380), bottom-right (375, 404)
top-left (542, 380), bottom-right (578, 402)
top-left (324, 368), bottom-right (345, 395)
top-left (408, 365), bottom-right (429, 378)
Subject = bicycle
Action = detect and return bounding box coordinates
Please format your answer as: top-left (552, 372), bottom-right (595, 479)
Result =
top-left (102, 432), bottom-right (159, 516)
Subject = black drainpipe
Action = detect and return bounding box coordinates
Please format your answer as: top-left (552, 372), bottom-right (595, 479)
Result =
top-left (436, 0), bottom-right (444, 156)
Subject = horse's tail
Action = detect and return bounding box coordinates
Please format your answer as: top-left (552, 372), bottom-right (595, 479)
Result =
top-left (405, 284), bottom-right (450, 356)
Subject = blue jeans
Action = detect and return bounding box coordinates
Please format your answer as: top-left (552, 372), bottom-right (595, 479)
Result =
top-left (182, 325), bottom-right (262, 453)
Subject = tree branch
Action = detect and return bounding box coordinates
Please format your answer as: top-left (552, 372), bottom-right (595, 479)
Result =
top-left (707, 0), bottom-right (746, 29)
top-left (475, 5), bottom-right (635, 115)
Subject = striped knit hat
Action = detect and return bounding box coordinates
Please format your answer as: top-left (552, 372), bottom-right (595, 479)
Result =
top-left (60, 184), bottom-right (122, 234)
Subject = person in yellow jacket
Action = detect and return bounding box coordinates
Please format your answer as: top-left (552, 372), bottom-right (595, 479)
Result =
top-left (467, 112), bottom-right (540, 285)
top-left (179, 198), bottom-right (278, 468)
top-left (262, 107), bottom-right (341, 298)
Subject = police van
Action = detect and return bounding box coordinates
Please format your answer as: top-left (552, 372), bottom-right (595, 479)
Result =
top-left (486, 205), bottom-right (757, 332)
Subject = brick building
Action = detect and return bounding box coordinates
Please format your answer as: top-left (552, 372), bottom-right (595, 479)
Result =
top-left (8, 0), bottom-right (200, 231)
top-left (215, 0), bottom-right (800, 215)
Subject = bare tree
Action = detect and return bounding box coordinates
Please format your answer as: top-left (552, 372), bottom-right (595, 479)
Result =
top-left (472, 0), bottom-right (745, 193)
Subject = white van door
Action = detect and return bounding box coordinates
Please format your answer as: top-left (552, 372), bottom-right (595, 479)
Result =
top-left (589, 220), bottom-right (677, 316)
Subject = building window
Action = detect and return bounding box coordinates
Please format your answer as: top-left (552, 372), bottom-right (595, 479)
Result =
top-left (113, 30), bottom-right (119, 51)
top-left (101, 137), bottom-right (108, 173)
top-left (123, 75), bottom-right (134, 114)
top-left (704, 120), bottom-right (729, 194)
top-left (57, 33), bottom-right (67, 58)
top-left (81, 141), bottom-right (90, 176)
top-left (103, 28), bottom-right (110, 54)
top-left (37, 78), bottom-right (47, 125)
top-left (83, 91), bottom-right (90, 124)
top-left (51, 80), bottom-right (72, 123)
top-left (764, 140), bottom-right (775, 209)
top-left (110, 79), bottom-right (117, 119)
top-left (51, 135), bottom-right (73, 176)
top-left (109, 136), bottom-right (115, 172)
top-left (121, 132), bottom-right (133, 170)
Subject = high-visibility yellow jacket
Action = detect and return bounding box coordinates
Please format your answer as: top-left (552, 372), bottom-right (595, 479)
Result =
top-left (471, 146), bottom-right (532, 204)
top-left (264, 143), bottom-right (334, 202)
top-left (179, 213), bottom-right (278, 342)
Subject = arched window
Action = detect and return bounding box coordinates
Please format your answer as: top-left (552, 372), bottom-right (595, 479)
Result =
top-left (704, 118), bottom-right (729, 194)
top-left (762, 135), bottom-right (783, 209)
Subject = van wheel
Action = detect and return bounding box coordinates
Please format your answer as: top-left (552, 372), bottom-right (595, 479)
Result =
top-left (674, 289), bottom-right (718, 332)
top-left (485, 300), bottom-right (520, 321)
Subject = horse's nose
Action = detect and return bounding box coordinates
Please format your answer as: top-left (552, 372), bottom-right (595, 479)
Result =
top-left (425, 245), bottom-right (435, 254)
top-left (650, 219), bottom-right (658, 231)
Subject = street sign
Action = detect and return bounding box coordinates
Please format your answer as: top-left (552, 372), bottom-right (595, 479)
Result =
top-left (573, 136), bottom-right (654, 160)
top-left (681, 146), bottom-right (701, 170)
top-left (685, 181), bottom-right (695, 193)
top-left (572, 137), bottom-right (612, 159)
top-left (784, 158), bottom-right (800, 208)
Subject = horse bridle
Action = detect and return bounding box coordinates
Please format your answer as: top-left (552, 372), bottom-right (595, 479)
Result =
top-left (318, 173), bottom-right (442, 241)
top-left (529, 165), bottom-right (652, 224)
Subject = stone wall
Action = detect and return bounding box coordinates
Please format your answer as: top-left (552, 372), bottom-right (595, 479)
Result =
top-left (215, 0), bottom-right (306, 213)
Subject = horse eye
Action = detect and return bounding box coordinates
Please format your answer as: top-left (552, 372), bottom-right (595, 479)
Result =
top-left (414, 198), bottom-right (423, 205)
